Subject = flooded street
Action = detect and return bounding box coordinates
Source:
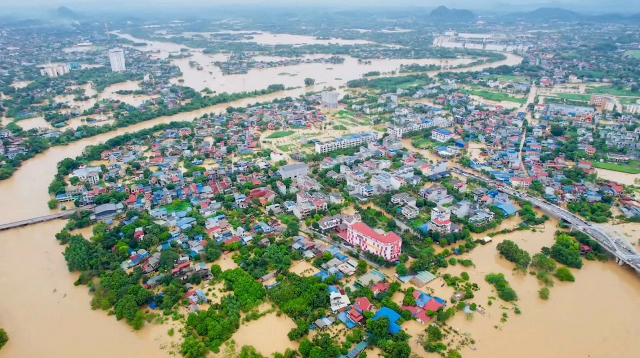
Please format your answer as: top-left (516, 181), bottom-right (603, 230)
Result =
top-left (2, 29), bottom-right (639, 358)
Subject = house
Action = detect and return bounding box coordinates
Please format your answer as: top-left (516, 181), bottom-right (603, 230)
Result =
top-left (510, 177), bottom-right (532, 188)
top-left (401, 205), bottom-right (420, 219)
top-left (428, 206), bottom-right (452, 234)
top-left (329, 285), bottom-right (351, 312)
top-left (353, 297), bottom-right (374, 313)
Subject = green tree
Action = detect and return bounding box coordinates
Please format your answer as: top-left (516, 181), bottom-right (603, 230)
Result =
top-left (0, 328), bottom-right (8, 350)
top-left (304, 78), bottom-right (316, 86)
top-left (539, 287), bottom-right (550, 300)
top-left (554, 266), bottom-right (575, 282)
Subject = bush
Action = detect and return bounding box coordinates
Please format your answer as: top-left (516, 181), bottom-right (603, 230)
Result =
top-left (554, 266), bottom-right (575, 282)
top-left (539, 287), bottom-right (550, 300)
top-left (0, 328), bottom-right (8, 350)
top-left (48, 199), bottom-right (60, 209)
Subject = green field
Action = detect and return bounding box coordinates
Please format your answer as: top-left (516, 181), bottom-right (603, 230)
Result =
top-left (625, 50), bottom-right (640, 59)
top-left (266, 130), bottom-right (295, 139)
top-left (412, 139), bottom-right (434, 149)
top-left (276, 144), bottom-right (296, 152)
top-left (162, 200), bottom-right (191, 213)
top-left (591, 162), bottom-right (640, 174)
top-left (333, 125), bottom-right (348, 130)
top-left (484, 75), bottom-right (524, 82)
top-left (555, 93), bottom-right (591, 101)
top-left (586, 85), bottom-right (640, 97)
top-left (464, 89), bottom-right (526, 104)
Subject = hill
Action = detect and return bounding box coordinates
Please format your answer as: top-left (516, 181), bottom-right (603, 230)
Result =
top-left (52, 6), bottom-right (80, 20)
top-left (430, 6), bottom-right (476, 23)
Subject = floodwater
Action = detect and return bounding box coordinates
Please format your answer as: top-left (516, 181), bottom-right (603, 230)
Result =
top-left (228, 304), bottom-right (297, 356)
top-left (429, 226), bottom-right (640, 358)
top-left (11, 29), bottom-right (639, 358)
top-left (595, 168), bottom-right (640, 186)
top-left (0, 223), bottom-right (177, 358)
top-left (113, 32), bottom-right (523, 93)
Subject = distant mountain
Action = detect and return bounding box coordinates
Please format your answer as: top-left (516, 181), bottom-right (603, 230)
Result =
top-left (430, 6), bottom-right (476, 23)
top-left (52, 6), bottom-right (80, 20)
top-left (510, 7), bottom-right (581, 21)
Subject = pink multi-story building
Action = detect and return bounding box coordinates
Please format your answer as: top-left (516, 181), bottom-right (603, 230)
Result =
top-left (346, 222), bottom-right (401, 261)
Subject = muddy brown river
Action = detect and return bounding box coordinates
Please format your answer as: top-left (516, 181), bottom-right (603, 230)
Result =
top-left (2, 31), bottom-right (639, 358)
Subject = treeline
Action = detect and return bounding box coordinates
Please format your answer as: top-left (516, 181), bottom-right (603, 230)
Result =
top-left (346, 74), bottom-right (432, 90)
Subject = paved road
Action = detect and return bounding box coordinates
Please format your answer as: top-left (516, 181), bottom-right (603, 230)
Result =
top-left (452, 167), bottom-right (640, 272)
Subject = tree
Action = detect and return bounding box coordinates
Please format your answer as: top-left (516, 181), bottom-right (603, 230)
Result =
top-left (539, 287), bottom-right (550, 300)
top-left (554, 266), bottom-right (575, 282)
top-left (0, 328), bottom-right (8, 350)
top-left (531, 253), bottom-right (556, 273)
top-left (496, 240), bottom-right (530, 271)
top-left (396, 263), bottom-right (408, 276)
top-left (356, 260), bottom-right (368, 275)
top-left (159, 249), bottom-right (179, 270)
top-left (180, 336), bottom-right (208, 358)
top-left (48, 199), bottom-right (59, 209)
top-left (550, 124), bottom-right (564, 136)
top-left (304, 78), bottom-right (316, 86)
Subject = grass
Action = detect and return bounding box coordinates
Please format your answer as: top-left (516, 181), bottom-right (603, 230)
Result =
top-left (277, 72), bottom-right (298, 77)
top-left (484, 75), bottom-right (524, 82)
top-left (586, 85), bottom-right (640, 97)
top-left (625, 50), bottom-right (640, 59)
top-left (373, 126), bottom-right (387, 132)
top-left (591, 162), bottom-right (640, 174)
top-left (412, 139), bottom-right (434, 149)
top-left (463, 89), bottom-right (526, 104)
top-left (333, 125), bottom-right (348, 130)
top-left (266, 130), bottom-right (295, 139)
top-left (276, 144), bottom-right (296, 152)
top-left (162, 200), bottom-right (190, 213)
top-left (555, 93), bottom-right (591, 102)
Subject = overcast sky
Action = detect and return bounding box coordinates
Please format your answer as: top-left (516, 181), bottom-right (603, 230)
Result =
top-left (0, 0), bottom-right (634, 14)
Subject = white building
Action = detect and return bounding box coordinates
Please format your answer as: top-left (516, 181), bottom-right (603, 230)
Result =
top-left (278, 163), bottom-right (309, 179)
top-left (109, 48), bottom-right (126, 72)
top-left (626, 103), bottom-right (640, 114)
top-left (315, 132), bottom-right (379, 154)
top-left (387, 121), bottom-right (434, 138)
top-left (431, 128), bottom-right (454, 143)
top-left (321, 91), bottom-right (339, 109)
top-left (40, 64), bottom-right (70, 77)
top-left (428, 206), bottom-right (452, 234)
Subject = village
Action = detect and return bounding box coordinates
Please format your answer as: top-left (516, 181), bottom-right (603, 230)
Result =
top-left (39, 69), bottom-right (640, 358)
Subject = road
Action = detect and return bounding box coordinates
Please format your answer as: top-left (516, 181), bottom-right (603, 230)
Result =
top-left (451, 167), bottom-right (640, 273)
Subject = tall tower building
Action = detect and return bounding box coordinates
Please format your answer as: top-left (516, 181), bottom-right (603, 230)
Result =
top-left (108, 48), bottom-right (126, 72)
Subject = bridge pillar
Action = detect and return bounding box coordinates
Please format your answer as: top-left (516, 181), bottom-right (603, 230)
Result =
top-left (616, 257), bottom-right (624, 266)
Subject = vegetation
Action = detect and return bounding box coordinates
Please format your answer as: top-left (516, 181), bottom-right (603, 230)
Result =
top-left (554, 266), bottom-right (575, 282)
top-left (266, 130), bottom-right (296, 139)
top-left (485, 273), bottom-right (518, 302)
top-left (496, 240), bottom-right (531, 272)
top-left (542, 233), bottom-right (583, 269)
top-left (462, 89), bottom-right (526, 104)
top-left (0, 329), bottom-right (7, 350)
top-left (590, 162), bottom-right (640, 174)
top-left (567, 201), bottom-right (612, 223)
top-left (538, 287), bottom-right (550, 300)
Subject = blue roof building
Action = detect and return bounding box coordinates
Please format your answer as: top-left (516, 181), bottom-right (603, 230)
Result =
top-left (372, 307), bottom-right (402, 335)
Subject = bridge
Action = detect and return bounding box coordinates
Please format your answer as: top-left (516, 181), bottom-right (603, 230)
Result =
top-left (0, 210), bottom-right (78, 231)
top-left (451, 167), bottom-right (640, 273)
